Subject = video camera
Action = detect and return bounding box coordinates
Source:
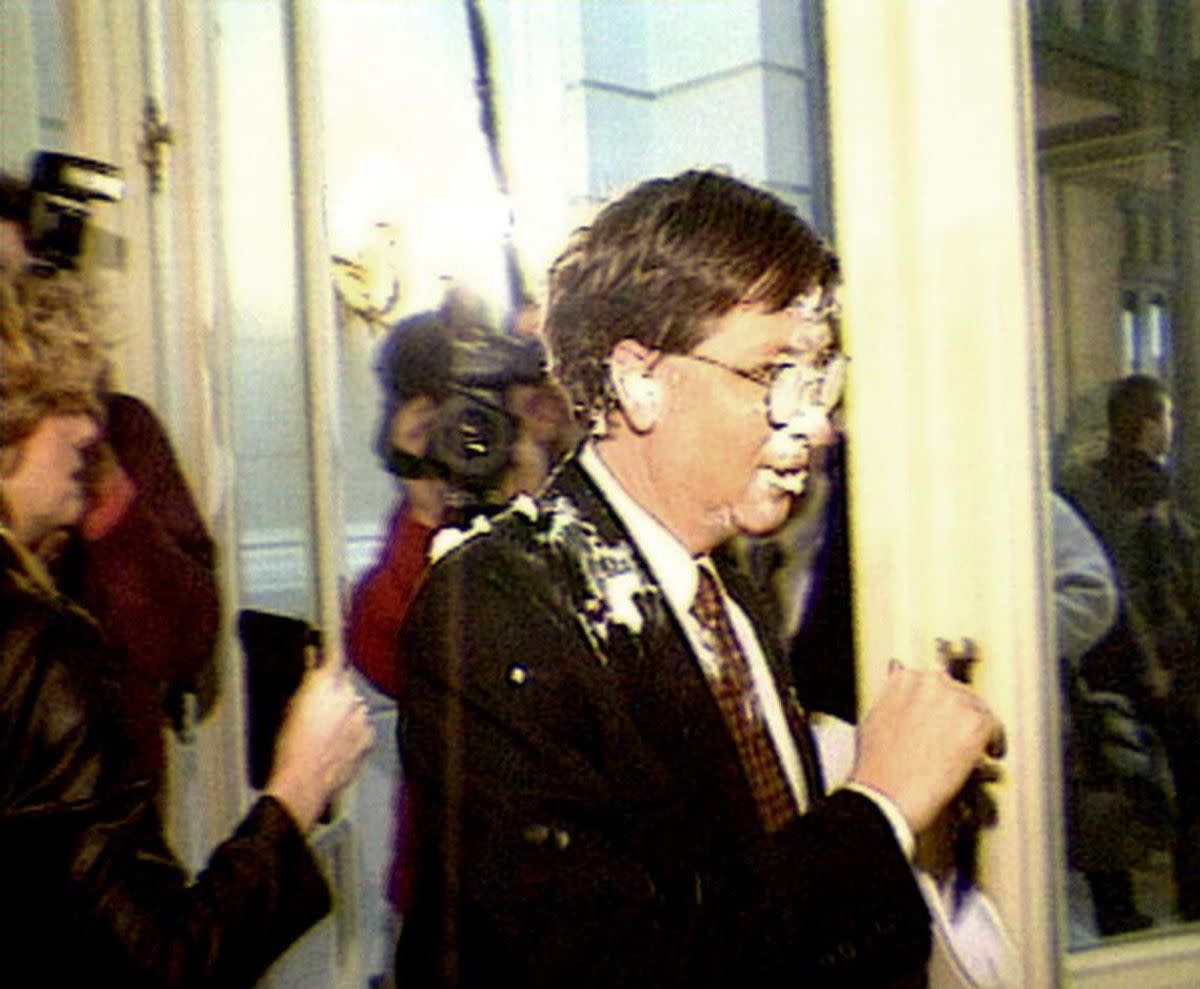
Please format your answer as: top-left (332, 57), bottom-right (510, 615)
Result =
top-left (376, 312), bottom-right (547, 506)
top-left (3, 151), bottom-right (124, 272)
top-left (432, 328), bottom-right (547, 493)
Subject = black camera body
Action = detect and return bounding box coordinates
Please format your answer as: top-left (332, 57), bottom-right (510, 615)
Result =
top-left (428, 328), bottom-right (545, 495)
top-left (377, 313), bottom-right (546, 505)
top-left (25, 152), bottom-right (124, 271)
top-left (428, 386), bottom-right (518, 492)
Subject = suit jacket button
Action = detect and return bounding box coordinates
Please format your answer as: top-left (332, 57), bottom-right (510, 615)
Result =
top-left (508, 665), bottom-right (530, 685)
top-left (522, 824), bottom-right (550, 845)
top-left (553, 829), bottom-right (571, 850)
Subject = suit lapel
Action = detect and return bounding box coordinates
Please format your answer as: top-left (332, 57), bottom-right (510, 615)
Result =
top-left (547, 461), bottom-right (715, 716)
top-left (543, 462), bottom-right (760, 821)
top-left (544, 457), bottom-right (825, 811)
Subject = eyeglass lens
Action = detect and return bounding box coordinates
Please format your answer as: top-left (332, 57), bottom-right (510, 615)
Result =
top-left (768, 354), bottom-right (847, 424)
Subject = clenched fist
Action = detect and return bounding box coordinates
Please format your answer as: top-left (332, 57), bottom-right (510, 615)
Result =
top-left (851, 662), bottom-right (1004, 835)
top-left (266, 657), bottom-right (374, 833)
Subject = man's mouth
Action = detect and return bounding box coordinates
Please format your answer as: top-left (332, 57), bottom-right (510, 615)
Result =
top-left (760, 447), bottom-right (811, 494)
top-left (763, 464), bottom-right (808, 495)
top-left (757, 434), bottom-right (815, 497)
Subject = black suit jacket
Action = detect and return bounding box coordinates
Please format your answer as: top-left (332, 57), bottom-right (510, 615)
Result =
top-left (396, 455), bottom-right (930, 987)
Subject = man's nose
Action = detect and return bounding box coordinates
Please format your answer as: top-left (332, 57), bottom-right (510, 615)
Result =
top-left (780, 405), bottom-right (835, 447)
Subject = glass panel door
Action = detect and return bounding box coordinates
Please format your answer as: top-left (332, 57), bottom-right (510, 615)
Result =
top-left (1030, 0), bottom-right (1200, 954)
top-left (215, 1), bottom-right (317, 620)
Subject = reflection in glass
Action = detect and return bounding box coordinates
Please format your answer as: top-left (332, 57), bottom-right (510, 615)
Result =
top-left (1122, 298), bottom-right (1137, 374)
top-left (1031, 0), bottom-right (1200, 950)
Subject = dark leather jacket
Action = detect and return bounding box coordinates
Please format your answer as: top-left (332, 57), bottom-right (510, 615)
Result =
top-left (0, 527), bottom-right (330, 988)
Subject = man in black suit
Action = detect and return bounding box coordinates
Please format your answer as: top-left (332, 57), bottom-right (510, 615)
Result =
top-left (396, 170), bottom-right (1003, 987)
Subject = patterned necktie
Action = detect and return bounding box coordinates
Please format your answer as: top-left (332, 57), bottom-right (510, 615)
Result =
top-left (690, 564), bottom-right (799, 833)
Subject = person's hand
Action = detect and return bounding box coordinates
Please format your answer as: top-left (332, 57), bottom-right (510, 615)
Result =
top-left (498, 431), bottom-right (551, 499)
top-left (405, 476), bottom-right (450, 528)
top-left (850, 661), bottom-right (1004, 835)
top-left (0, 217), bottom-right (30, 272)
top-left (265, 655), bottom-right (374, 833)
top-left (388, 395), bottom-right (450, 527)
top-left (34, 527), bottom-right (71, 565)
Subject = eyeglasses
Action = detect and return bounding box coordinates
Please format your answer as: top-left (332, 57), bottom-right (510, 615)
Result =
top-left (678, 350), bottom-right (848, 426)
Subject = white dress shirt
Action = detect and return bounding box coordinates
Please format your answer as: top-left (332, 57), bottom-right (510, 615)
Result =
top-left (575, 447), bottom-right (1023, 984)
top-left (578, 443), bottom-right (912, 852)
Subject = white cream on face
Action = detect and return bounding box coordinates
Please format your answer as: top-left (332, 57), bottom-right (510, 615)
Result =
top-left (607, 287), bottom-right (842, 553)
top-left (747, 302), bottom-right (838, 502)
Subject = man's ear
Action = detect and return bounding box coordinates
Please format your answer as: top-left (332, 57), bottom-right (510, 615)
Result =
top-left (609, 338), bottom-right (662, 433)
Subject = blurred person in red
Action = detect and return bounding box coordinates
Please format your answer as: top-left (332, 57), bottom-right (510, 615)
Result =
top-left (347, 301), bottom-right (576, 912)
top-left (348, 304), bottom-right (574, 699)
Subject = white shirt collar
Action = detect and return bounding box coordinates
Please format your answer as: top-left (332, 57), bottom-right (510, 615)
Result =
top-left (577, 442), bottom-right (701, 618)
top-left (576, 445), bottom-right (909, 838)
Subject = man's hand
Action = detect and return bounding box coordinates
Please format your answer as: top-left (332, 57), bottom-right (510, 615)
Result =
top-left (850, 662), bottom-right (1004, 836)
top-left (498, 431), bottom-right (551, 499)
top-left (34, 528), bottom-right (71, 565)
top-left (405, 476), bottom-right (450, 529)
top-left (265, 656), bottom-right (374, 833)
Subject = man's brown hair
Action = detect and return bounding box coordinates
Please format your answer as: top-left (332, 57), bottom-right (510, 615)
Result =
top-left (1107, 373), bottom-right (1169, 447)
top-left (543, 169), bottom-right (839, 424)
